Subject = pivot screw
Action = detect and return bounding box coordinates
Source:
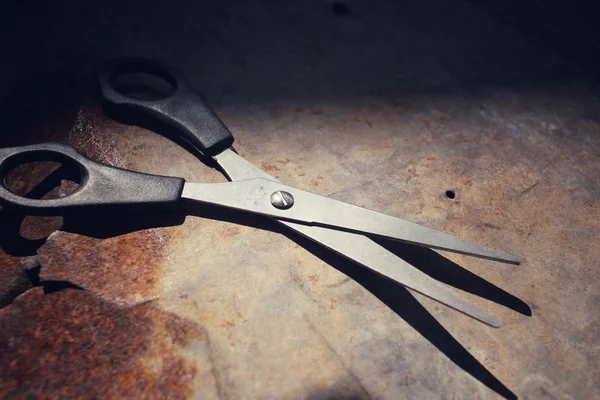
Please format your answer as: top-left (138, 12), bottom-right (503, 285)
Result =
top-left (270, 191), bottom-right (294, 210)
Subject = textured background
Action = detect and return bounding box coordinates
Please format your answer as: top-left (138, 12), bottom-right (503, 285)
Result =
top-left (0, 1), bottom-right (599, 399)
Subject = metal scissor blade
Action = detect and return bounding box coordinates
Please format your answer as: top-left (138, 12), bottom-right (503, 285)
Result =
top-left (205, 149), bottom-right (501, 327)
top-left (182, 176), bottom-right (520, 265)
top-left (280, 223), bottom-right (501, 327)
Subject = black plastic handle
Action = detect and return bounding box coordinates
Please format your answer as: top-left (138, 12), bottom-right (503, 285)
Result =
top-left (0, 143), bottom-right (185, 215)
top-left (97, 57), bottom-right (234, 157)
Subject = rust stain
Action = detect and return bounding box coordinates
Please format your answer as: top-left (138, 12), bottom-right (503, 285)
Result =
top-left (0, 288), bottom-right (202, 399)
top-left (217, 320), bottom-right (236, 329)
top-left (259, 161), bottom-right (280, 172)
top-left (20, 215), bottom-right (64, 241)
top-left (329, 298), bottom-right (338, 310)
top-left (221, 226), bottom-right (241, 238)
top-left (311, 176), bottom-right (324, 187)
top-left (37, 229), bottom-right (171, 305)
top-left (308, 274), bottom-right (319, 284)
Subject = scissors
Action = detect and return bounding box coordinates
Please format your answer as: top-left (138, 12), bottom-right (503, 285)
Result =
top-left (0, 58), bottom-right (520, 327)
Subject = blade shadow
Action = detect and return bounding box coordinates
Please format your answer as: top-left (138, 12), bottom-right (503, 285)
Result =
top-left (371, 238), bottom-right (532, 316)
top-left (1, 186), bottom-right (520, 398)
top-left (61, 209), bottom-right (186, 239)
top-left (180, 202), bottom-right (519, 399)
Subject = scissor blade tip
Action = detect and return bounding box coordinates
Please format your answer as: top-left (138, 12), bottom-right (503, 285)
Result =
top-left (492, 253), bottom-right (520, 265)
top-left (478, 316), bottom-right (502, 328)
top-left (467, 313), bottom-right (501, 328)
top-left (506, 255), bottom-right (521, 265)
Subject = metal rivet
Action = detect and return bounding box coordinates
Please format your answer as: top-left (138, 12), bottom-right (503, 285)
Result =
top-left (270, 191), bottom-right (294, 209)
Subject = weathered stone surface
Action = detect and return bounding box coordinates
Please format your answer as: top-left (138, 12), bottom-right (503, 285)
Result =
top-left (0, 1), bottom-right (598, 398)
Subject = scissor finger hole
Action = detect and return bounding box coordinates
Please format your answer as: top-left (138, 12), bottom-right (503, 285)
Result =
top-left (2, 161), bottom-right (81, 239)
top-left (3, 161), bottom-right (81, 200)
top-left (112, 71), bottom-right (177, 101)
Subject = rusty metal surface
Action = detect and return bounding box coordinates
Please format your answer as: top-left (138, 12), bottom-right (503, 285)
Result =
top-left (0, 253), bottom-right (31, 309)
top-left (38, 230), bottom-right (170, 305)
top-left (0, 288), bottom-right (216, 399)
top-left (1, 0), bottom-right (599, 399)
